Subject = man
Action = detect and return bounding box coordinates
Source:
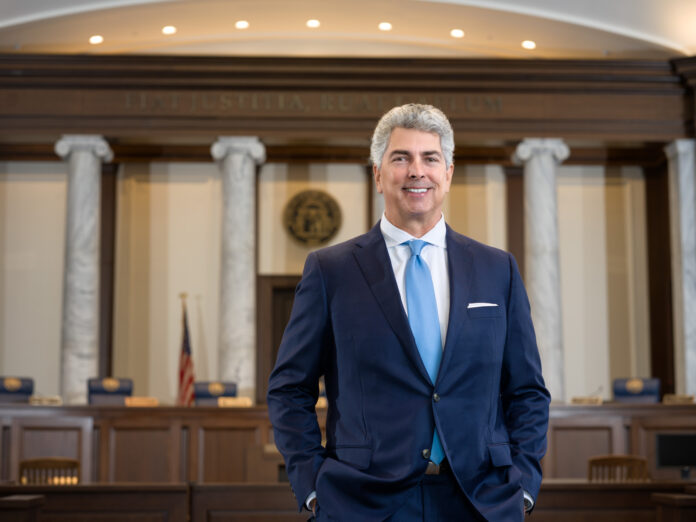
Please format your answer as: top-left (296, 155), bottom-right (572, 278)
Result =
top-left (267, 104), bottom-right (550, 521)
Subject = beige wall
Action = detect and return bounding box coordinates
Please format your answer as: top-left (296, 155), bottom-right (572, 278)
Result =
top-left (0, 162), bottom-right (67, 397)
top-left (558, 165), bottom-right (651, 400)
top-left (258, 163), bottom-right (369, 275)
top-left (112, 162), bottom-right (222, 402)
top-left (0, 159), bottom-right (652, 405)
top-left (445, 164), bottom-right (507, 250)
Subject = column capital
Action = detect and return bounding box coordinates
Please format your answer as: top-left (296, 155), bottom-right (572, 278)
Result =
top-left (512, 138), bottom-right (569, 165)
top-left (664, 139), bottom-right (696, 161)
top-left (211, 136), bottom-right (266, 164)
top-left (55, 135), bottom-right (113, 162)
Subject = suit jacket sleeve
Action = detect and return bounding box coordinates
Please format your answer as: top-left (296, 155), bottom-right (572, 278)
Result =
top-left (502, 253), bottom-right (551, 501)
top-left (267, 252), bottom-right (329, 510)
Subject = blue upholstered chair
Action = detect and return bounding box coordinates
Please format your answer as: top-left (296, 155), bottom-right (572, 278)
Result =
top-left (0, 377), bottom-right (33, 403)
top-left (613, 378), bottom-right (660, 403)
top-left (194, 381), bottom-right (237, 406)
top-left (87, 377), bottom-right (133, 405)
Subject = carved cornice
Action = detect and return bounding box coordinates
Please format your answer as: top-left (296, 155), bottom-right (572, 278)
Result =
top-left (0, 54), bottom-right (689, 142)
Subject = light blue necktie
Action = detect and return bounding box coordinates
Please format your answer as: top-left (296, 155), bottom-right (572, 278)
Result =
top-left (405, 239), bottom-right (444, 464)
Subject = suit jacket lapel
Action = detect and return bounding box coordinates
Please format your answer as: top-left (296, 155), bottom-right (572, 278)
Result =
top-left (438, 226), bottom-right (474, 381)
top-left (353, 224), bottom-right (432, 383)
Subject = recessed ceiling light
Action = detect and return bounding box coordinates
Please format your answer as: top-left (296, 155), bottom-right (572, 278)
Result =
top-left (378, 22), bottom-right (392, 31)
top-left (522, 40), bottom-right (536, 50)
top-left (235, 20), bottom-right (249, 30)
top-left (89, 35), bottom-right (104, 45)
top-left (162, 26), bottom-right (177, 35)
top-left (450, 29), bottom-right (465, 38)
top-left (306, 19), bottom-right (320, 28)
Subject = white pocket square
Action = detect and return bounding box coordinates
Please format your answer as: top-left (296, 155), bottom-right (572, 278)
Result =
top-left (467, 302), bottom-right (498, 308)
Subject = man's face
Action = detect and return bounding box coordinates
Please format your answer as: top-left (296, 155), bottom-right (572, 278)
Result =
top-left (374, 127), bottom-right (453, 234)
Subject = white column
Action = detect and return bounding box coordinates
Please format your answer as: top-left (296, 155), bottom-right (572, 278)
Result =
top-left (211, 137), bottom-right (266, 401)
top-left (664, 140), bottom-right (696, 395)
top-left (55, 135), bottom-right (113, 404)
top-left (513, 138), bottom-right (569, 402)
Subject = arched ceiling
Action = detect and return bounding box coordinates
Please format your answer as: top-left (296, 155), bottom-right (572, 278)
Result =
top-left (0, 0), bottom-right (694, 59)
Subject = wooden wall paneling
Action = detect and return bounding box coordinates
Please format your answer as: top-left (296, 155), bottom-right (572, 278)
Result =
top-left (630, 413), bottom-right (696, 481)
top-left (545, 415), bottom-right (626, 479)
top-left (0, 484), bottom-right (188, 522)
top-left (0, 494), bottom-right (45, 522)
top-left (190, 484), bottom-right (305, 522)
top-left (9, 416), bottom-right (93, 484)
top-left (105, 416), bottom-right (181, 483)
top-left (504, 165), bottom-right (524, 279)
top-left (256, 276), bottom-right (301, 404)
top-left (644, 161), bottom-right (675, 395)
top-left (533, 481), bottom-right (688, 522)
top-left (651, 492), bottom-right (696, 522)
top-left (1, 421), bottom-right (10, 481)
top-left (98, 162), bottom-right (119, 379)
top-left (194, 417), bottom-right (262, 483)
top-left (0, 55), bottom-right (687, 142)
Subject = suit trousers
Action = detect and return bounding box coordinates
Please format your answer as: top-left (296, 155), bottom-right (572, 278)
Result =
top-left (385, 468), bottom-right (485, 522)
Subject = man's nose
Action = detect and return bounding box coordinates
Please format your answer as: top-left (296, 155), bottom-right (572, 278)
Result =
top-left (408, 158), bottom-right (425, 177)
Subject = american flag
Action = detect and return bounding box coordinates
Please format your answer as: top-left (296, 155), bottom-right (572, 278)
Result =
top-left (177, 300), bottom-right (195, 406)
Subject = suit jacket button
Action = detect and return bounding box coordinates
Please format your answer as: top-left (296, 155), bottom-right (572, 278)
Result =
top-left (433, 393), bottom-right (440, 402)
top-left (422, 448), bottom-right (431, 459)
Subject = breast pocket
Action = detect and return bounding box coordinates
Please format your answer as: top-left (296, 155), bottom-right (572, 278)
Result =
top-left (467, 304), bottom-right (503, 319)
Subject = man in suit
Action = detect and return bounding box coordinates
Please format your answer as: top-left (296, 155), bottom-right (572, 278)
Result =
top-left (267, 104), bottom-right (550, 521)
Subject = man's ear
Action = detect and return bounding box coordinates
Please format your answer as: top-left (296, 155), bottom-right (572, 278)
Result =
top-left (373, 164), bottom-right (383, 194)
top-left (444, 163), bottom-right (454, 193)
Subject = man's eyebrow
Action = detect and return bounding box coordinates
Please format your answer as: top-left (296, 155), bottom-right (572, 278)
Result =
top-left (388, 149), bottom-right (442, 157)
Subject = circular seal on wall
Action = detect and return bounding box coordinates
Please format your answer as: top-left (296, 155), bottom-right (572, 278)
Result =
top-left (283, 190), bottom-right (342, 246)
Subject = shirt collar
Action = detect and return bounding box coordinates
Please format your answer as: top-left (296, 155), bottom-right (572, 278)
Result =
top-left (380, 213), bottom-right (447, 249)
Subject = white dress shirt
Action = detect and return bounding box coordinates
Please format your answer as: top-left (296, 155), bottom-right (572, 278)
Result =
top-left (380, 213), bottom-right (449, 347)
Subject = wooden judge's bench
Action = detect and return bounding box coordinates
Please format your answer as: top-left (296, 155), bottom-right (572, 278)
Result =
top-left (1, 403), bottom-right (695, 521)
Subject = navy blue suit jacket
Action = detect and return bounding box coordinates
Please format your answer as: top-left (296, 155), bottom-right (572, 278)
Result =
top-left (267, 223), bottom-right (550, 521)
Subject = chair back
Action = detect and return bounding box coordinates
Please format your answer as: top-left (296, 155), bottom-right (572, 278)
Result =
top-left (19, 457), bottom-right (80, 485)
top-left (194, 381), bottom-right (237, 406)
top-left (88, 377), bottom-right (133, 405)
top-left (588, 454), bottom-right (649, 482)
top-left (613, 378), bottom-right (660, 403)
top-left (0, 377), bottom-right (34, 403)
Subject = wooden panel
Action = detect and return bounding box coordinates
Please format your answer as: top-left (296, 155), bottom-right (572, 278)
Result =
top-left (9, 417), bottom-right (93, 484)
top-left (631, 414), bottom-right (696, 481)
top-left (244, 446), bottom-right (285, 483)
top-left (196, 426), bottom-right (259, 482)
top-left (0, 55), bottom-right (688, 142)
top-left (644, 162), bottom-right (675, 396)
top-left (191, 484), bottom-right (305, 522)
top-left (256, 276), bottom-right (301, 404)
top-left (105, 420), bottom-right (180, 483)
top-left (505, 165), bottom-right (524, 279)
top-left (0, 494), bottom-right (44, 522)
top-left (532, 480), bottom-right (689, 522)
top-left (99, 163), bottom-right (119, 379)
top-left (2, 404), bottom-right (696, 484)
top-left (545, 415), bottom-right (626, 478)
top-left (0, 485), bottom-right (187, 522)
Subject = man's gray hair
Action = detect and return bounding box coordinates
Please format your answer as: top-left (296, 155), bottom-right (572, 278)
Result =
top-left (370, 103), bottom-right (455, 169)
